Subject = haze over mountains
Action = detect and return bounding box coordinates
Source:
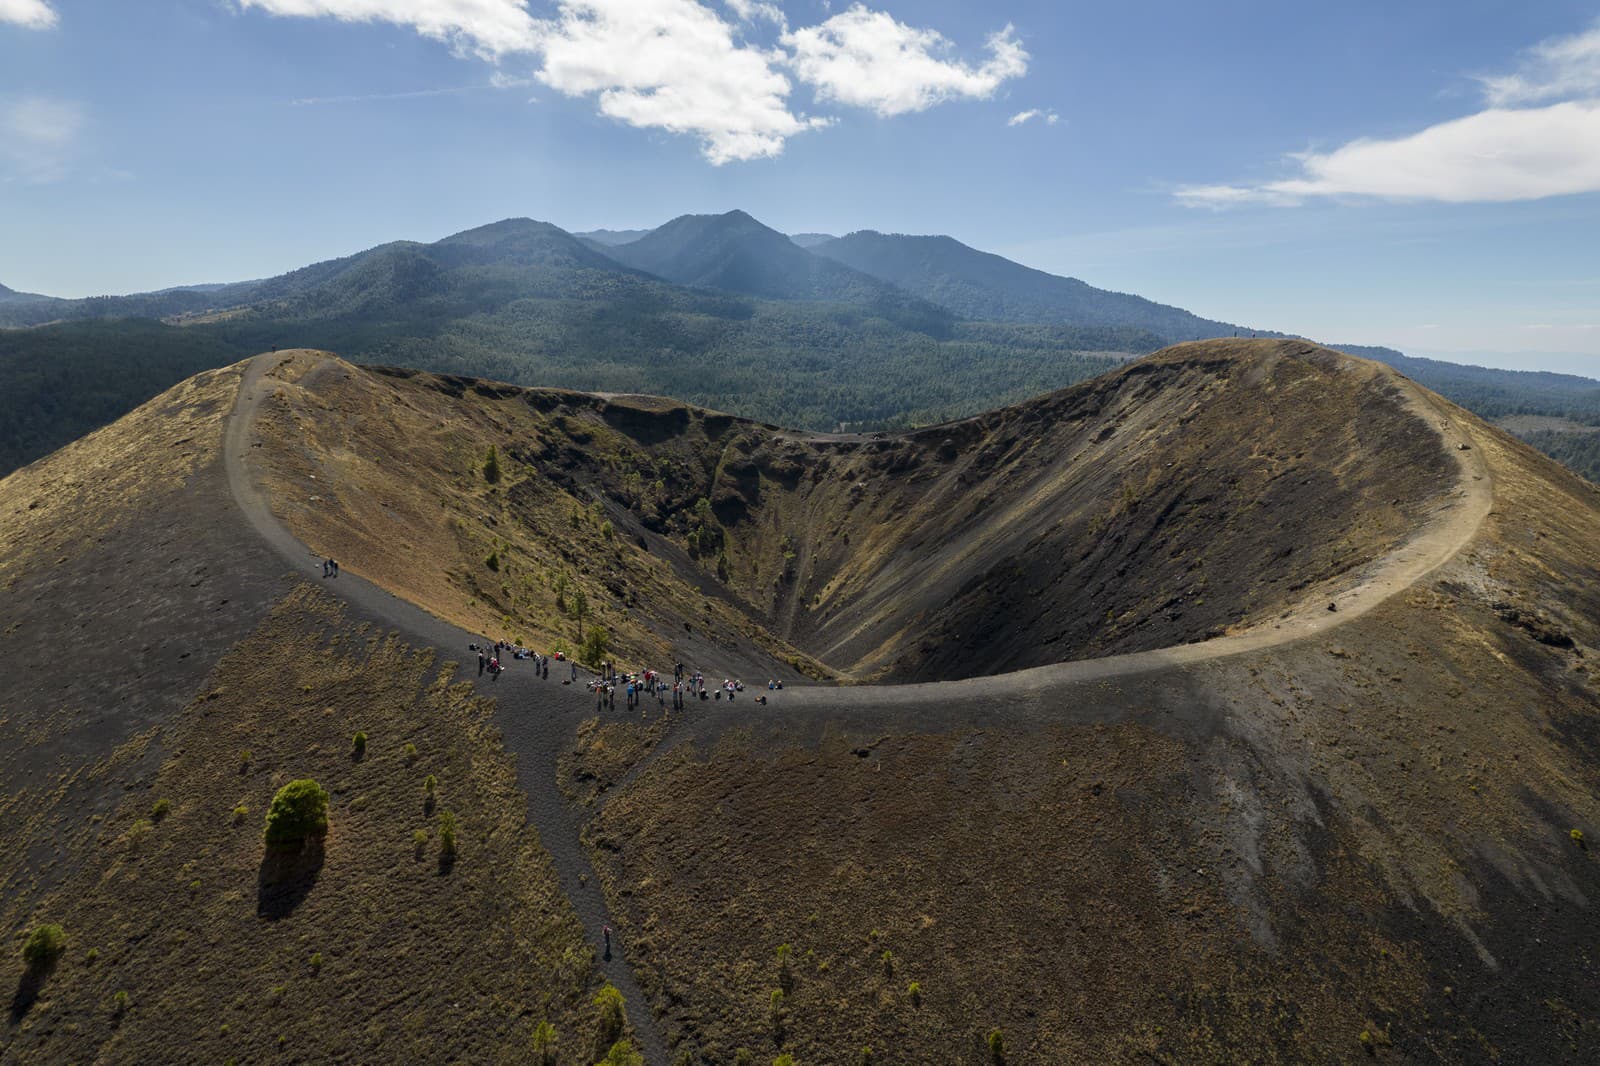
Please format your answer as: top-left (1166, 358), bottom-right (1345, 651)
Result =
top-left (1, 209), bottom-right (1596, 481)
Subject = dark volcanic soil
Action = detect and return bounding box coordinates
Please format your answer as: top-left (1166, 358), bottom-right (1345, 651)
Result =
top-left (255, 340), bottom-right (1453, 683)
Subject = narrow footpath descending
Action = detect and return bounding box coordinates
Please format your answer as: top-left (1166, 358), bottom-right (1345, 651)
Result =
top-left (225, 353), bottom-right (671, 1064)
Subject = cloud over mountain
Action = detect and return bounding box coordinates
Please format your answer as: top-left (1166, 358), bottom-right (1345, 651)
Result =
top-left (237, 0), bottom-right (1029, 163)
top-left (1178, 20), bottom-right (1600, 207)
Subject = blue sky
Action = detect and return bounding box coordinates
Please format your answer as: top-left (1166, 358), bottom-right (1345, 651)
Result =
top-left (2, 0), bottom-right (1598, 373)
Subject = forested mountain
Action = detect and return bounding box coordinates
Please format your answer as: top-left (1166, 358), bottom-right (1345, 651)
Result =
top-left (788, 232), bottom-right (838, 248)
top-left (3, 209), bottom-right (1595, 484)
top-left (0, 214), bottom-right (1158, 474)
top-left (0, 282), bottom-right (60, 307)
top-left (812, 230), bottom-right (1264, 342)
top-left (573, 228), bottom-right (654, 246)
top-left (1333, 344), bottom-right (1600, 424)
top-left (603, 211), bottom-right (931, 312)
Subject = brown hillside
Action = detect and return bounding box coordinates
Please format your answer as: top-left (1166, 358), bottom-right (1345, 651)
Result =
top-left (4, 338), bottom-right (1598, 1064)
top-left (247, 340), bottom-right (1451, 681)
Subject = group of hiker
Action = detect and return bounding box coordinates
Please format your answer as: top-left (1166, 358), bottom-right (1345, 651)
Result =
top-left (582, 661), bottom-right (784, 711)
top-left (470, 639), bottom-right (557, 683)
top-left (312, 558), bottom-right (786, 707)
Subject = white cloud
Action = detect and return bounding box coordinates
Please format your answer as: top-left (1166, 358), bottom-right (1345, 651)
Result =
top-left (1, 95), bottom-right (84, 182)
top-left (0, 0), bottom-right (56, 29)
top-left (723, 0), bottom-right (784, 25)
top-left (1481, 21), bottom-right (1600, 106)
top-left (240, 0), bottom-right (1030, 163)
top-left (535, 0), bottom-right (826, 164)
top-left (237, 0), bottom-right (541, 59)
top-left (1178, 100), bottom-right (1600, 207)
top-left (1007, 107), bottom-right (1057, 127)
top-left (1180, 19), bottom-right (1600, 208)
top-left (783, 6), bottom-right (1027, 117)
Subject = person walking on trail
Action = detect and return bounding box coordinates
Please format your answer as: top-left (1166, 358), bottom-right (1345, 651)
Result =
top-left (329, 559), bottom-right (339, 578)
top-left (321, 559), bottom-right (330, 579)
top-left (477, 651), bottom-right (486, 677)
top-left (602, 923), bottom-right (612, 960)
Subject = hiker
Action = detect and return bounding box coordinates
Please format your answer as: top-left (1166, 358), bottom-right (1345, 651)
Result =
top-left (602, 923), bottom-right (612, 959)
top-left (321, 559), bottom-right (330, 578)
top-left (477, 651), bottom-right (486, 676)
top-left (489, 656), bottom-right (500, 681)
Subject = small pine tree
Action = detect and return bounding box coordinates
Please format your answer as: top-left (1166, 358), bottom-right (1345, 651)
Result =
top-left (531, 1020), bottom-right (558, 1065)
top-left (988, 1029), bottom-right (1005, 1065)
top-left (598, 1040), bottom-right (644, 1066)
top-left (594, 983), bottom-right (627, 1051)
top-left (21, 925), bottom-right (66, 974)
top-left (351, 731), bottom-right (367, 757)
top-left (438, 811), bottom-right (457, 858)
top-left (581, 625), bottom-right (610, 666)
top-left (601, 520), bottom-right (614, 541)
top-left (572, 586), bottom-right (588, 638)
top-left (263, 780), bottom-right (329, 850)
top-left (482, 446), bottom-right (501, 484)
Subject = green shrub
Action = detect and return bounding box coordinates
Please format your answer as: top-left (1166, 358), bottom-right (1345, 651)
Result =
top-left (21, 924), bottom-right (66, 972)
top-left (84, 947), bottom-right (99, 964)
top-left (263, 780), bottom-right (329, 849)
top-left (734, 1052), bottom-right (753, 1066)
top-left (880, 949), bottom-right (893, 977)
top-left (424, 773), bottom-right (437, 794)
top-left (769, 988), bottom-right (786, 1041)
top-left (150, 798), bottom-right (171, 821)
top-left (1572, 828), bottom-right (1586, 846)
top-left (309, 952), bottom-right (323, 974)
top-left (859, 1048), bottom-right (873, 1066)
top-left (238, 749), bottom-right (252, 772)
top-left (403, 742), bottom-right (418, 764)
top-left (482, 446), bottom-right (501, 484)
top-left (125, 818), bottom-right (153, 851)
top-left (907, 981), bottom-right (921, 1007)
top-left (594, 983), bottom-right (627, 1049)
top-left (351, 732), bottom-right (367, 756)
top-left (531, 1020), bottom-right (558, 1065)
top-left (232, 805), bottom-right (249, 826)
top-left (112, 990), bottom-right (129, 1015)
top-left (597, 1040), bottom-right (644, 1066)
top-left (776, 942), bottom-right (794, 993)
top-left (485, 551), bottom-right (500, 572)
top-left (773, 1056), bottom-right (797, 1066)
top-left (413, 829), bottom-right (429, 858)
top-left (580, 625), bottom-right (610, 666)
top-left (988, 1029), bottom-right (1005, 1065)
top-left (601, 520), bottom-right (614, 541)
top-left (438, 811), bottom-right (458, 858)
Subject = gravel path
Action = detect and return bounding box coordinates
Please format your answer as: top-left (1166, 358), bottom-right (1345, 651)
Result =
top-left (225, 353), bottom-right (672, 1064)
top-left (223, 350), bottom-right (1494, 1063)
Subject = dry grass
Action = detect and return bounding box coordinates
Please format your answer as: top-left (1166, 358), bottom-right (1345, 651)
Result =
top-left (246, 343), bottom-right (1448, 684)
top-left (0, 584), bottom-right (599, 1063)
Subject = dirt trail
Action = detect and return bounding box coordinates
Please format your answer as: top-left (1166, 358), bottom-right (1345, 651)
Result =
top-left (225, 352), bottom-right (672, 1064)
top-left (224, 350), bottom-right (1493, 1060)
